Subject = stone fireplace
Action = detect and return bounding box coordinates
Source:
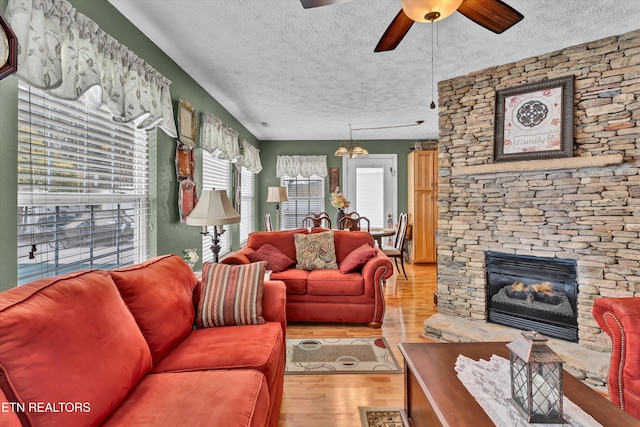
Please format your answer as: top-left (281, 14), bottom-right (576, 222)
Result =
top-left (424, 30), bottom-right (640, 385)
top-left (486, 251), bottom-right (578, 342)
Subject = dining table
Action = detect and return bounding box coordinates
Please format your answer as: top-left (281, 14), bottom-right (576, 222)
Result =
top-left (369, 227), bottom-right (396, 248)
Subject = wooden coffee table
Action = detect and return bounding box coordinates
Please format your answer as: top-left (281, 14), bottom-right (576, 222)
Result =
top-left (398, 342), bottom-right (640, 427)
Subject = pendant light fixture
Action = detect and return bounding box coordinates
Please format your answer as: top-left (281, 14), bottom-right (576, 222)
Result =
top-left (334, 124), bottom-right (368, 158)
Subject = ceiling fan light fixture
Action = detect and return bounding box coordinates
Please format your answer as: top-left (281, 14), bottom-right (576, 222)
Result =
top-left (401, 0), bottom-right (463, 23)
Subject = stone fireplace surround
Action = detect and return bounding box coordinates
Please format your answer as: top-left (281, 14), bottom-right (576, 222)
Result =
top-left (425, 29), bottom-right (640, 388)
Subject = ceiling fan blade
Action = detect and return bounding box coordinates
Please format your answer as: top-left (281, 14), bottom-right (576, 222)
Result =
top-left (457, 0), bottom-right (523, 34)
top-left (300, 0), bottom-right (353, 9)
top-left (374, 10), bottom-right (415, 52)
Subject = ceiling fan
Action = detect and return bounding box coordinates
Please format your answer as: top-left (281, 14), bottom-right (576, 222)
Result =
top-left (300, 0), bottom-right (524, 52)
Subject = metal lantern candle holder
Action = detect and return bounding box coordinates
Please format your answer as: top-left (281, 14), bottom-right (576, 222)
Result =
top-left (506, 331), bottom-right (565, 424)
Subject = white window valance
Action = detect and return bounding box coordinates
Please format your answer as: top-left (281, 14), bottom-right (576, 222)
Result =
top-left (276, 155), bottom-right (327, 178)
top-left (5, 0), bottom-right (177, 136)
top-left (240, 140), bottom-right (262, 174)
top-left (199, 112), bottom-right (240, 162)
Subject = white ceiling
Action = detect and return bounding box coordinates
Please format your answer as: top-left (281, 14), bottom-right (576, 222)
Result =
top-left (108, 0), bottom-right (640, 141)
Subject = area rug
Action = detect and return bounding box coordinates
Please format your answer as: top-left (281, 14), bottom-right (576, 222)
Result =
top-left (285, 337), bottom-right (402, 374)
top-left (358, 406), bottom-right (403, 427)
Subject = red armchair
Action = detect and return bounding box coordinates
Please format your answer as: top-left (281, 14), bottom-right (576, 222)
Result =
top-left (593, 297), bottom-right (640, 420)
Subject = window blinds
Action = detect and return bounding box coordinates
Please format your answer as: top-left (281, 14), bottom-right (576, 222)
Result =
top-left (17, 82), bottom-right (149, 285)
top-left (239, 166), bottom-right (255, 245)
top-left (201, 150), bottom-right (231, 262)
top-left (280, 175), bottom-right (325, 229)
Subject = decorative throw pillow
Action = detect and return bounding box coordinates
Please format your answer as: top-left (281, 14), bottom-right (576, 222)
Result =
top-left (339, 243), bottom-right (378, 273)
top-left (196, 261), bottom-right (267, 328)
top-left (294, 230), bottom-right (338, 270)
top-left (246, 243), bottom-right (295, 272)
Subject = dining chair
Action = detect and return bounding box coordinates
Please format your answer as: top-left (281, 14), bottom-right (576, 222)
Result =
top-left (264, 213), bottom-right (273, 231)
top-left (339, 214), bottom-right (370, 232)
top-left (337, 212), bottom-right (359, 230)
top-left (382, 213), bottom-right (408, 280)
top-left (301, 212), bottom-right (332, 229)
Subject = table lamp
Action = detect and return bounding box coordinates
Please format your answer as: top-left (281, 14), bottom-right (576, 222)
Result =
top-left (186, 188), bottom-right (240, 263)
top-left (266, 186), bottom-right (288, 230)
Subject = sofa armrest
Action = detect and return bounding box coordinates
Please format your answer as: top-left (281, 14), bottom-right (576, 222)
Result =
top-left (592, 297), bottom-right (640, 419)
top-left (360, 251), bottom-right (394, 327)
top-left (263, 280), bottom-right (287, 340)
top-left (221, 247), bottom-right (254, 265)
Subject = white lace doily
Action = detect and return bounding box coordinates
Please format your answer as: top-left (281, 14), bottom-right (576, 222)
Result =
top-left (454, 354), bottom-right (602, 427)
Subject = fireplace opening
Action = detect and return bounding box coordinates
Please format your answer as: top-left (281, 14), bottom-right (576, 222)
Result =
top-left (486, 251), bottom-right (578, 342)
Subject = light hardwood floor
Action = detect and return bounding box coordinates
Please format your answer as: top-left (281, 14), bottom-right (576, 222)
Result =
top-left (278, 263), bottom-right (437, 427)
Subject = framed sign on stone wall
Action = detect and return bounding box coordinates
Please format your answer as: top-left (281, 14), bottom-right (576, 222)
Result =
top-left (493, 76), bottom-right (574, 162)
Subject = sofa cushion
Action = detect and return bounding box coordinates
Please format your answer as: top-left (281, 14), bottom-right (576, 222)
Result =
top-left (270, 268), bottom-right (309, 294)
top-left (339, 243), bottom-right (378, 273)
top-left (109, 254), bottom-right (198, 364)
top-left (307, 269), bottom-right (364, 296)
top-left (152, 322), bottom-right (284, 390)
top-left (102, 370), bottom-right (270, 427)
top-left (294, 230), bottom-right (338, 270)
top-left (246, 243), bottom-right (295, 272)
top-left (0, 270), bottom-right (152, 427)
top-left (197, 261), bottom-right (267, 328)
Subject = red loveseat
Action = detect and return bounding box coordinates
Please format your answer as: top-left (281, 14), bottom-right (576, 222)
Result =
top-left (593, 297), bottom-right (640, 420)
top-left (222, 228), bottom-right (393, 327)
top-left (0, 255), bottom-right (286, 427)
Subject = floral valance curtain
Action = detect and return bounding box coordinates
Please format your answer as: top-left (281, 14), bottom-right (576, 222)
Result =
top-left (199, 112), bottom-right (240, 162)
top-left (200, 113), bottom-right (262, 173)
top-left (276, 155), bottom-right (327, 178)
top-left (240, 140), bottom-right (262, 174)
top-left (5, 0), bottom-right (177, 136)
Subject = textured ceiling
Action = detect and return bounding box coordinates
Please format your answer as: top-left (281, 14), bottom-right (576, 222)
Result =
top-left (108, 0), bottom-right (640, 141)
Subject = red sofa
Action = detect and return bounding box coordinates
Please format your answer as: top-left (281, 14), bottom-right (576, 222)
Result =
top-left (593, 297), bottom-right (640, 420)
top-left (222, 228), bottom-right (393, 327)
top-left (0, 255), bottom-right (286, 427)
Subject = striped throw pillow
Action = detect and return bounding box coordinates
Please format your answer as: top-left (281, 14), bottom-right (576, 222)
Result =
top-left (196, 261), bottom-right (266, 328)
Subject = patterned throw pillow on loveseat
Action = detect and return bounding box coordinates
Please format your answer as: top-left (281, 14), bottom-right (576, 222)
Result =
top-left (293, 230), bottom-right (338, 270)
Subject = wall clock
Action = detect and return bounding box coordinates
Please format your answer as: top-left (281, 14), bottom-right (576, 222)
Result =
top-left (0, 13), bottom-right (17, 80)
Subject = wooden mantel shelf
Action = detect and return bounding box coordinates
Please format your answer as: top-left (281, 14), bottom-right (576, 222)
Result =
top-left (451, 154), bottom-right (624, 177)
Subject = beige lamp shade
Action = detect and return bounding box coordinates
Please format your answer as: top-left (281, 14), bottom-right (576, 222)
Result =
top-left (266, 186), bottom-right (288, 203)
top-left (401, 0), bottom-right (463, 22)
top-left (186, 188), bottom-right (240, 227)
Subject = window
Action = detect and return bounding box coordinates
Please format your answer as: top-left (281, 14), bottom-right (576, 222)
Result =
top-left (17, 83), bottom-right (149, 285)
top-left (280, 174), bottom-right (325, 229)
top-left (201, 150), bottom-right (231, 262)
top-left (239, 166), bottom-right (255, 245)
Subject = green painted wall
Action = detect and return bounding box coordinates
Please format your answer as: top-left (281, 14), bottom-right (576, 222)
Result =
top-left (259, 140), bottom-right (414, 223)
top-left (0, 73), bottom-right (19, 289)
